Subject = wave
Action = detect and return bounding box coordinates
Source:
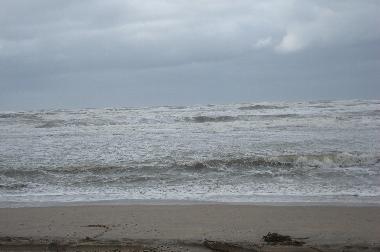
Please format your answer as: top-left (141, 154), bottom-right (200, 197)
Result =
top-left (0, 183), bottom-right (28, 190)
top-left (35, 119), bottom-right (121, 128)
top-left (167, 106), bottom-right (187, 109)
top-left (344, 102), bottom-right (371, 107)
top-left (259, 114), bottom-right (300, 119)
top-left (180, 152), bottom-right (380, 171)
top-left (34, 116), bottom-right (172, 128)
top-left (183, 113), bottom-right (304, 123)
top-left (1, 152), bottom-right (378, 184)
top-left (184, 115), bottom-right (238, 123)
top-left (46, 165), bottom-right (126, 174)
top-left (0, 113), bottom-right (42, 120)
top-left (33, 114), bottom-right (305, 128)
top-left (238, 104), bottom-right (286, 110)
top-left (0, 114), bottom-right (16, 119)
top-left (343, 110), bottom-right (380, 117)
top-left (368, 110), bottom-right (380, 116)
top-left (35, 120), bottom-right (66, 128)
top-left (308, 104), bottom-right (334, 108)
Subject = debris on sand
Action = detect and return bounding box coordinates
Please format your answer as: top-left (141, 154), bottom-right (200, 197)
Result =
top-left (83, 236), bottom-right (95, 242)
top-left (86, 224), bottom-right (109, 229)
top-left (203, 239), bottom-right (258, 252)
top-left (262, 232), bottom-right (306, 246)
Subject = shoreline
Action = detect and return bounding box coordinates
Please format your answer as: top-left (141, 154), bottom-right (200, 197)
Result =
top-left (2, 198), bottom-right (380, 208)
top-left (1, 203), bottom-right (379, 251)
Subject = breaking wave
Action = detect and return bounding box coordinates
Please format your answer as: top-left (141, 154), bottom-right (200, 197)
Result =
top-left (0, 183), bottom-right (28, 190)
top-left (35, 120), bottom-right (66, 128)
top-left (183, 114), bottom-right (303, 123)
top-left (35, 119), bottom-right (120, 128)
top-left (182, 152), bottom-right (380, 171)
top-left (238, 104), bottom-right (286, 110)
top-left (0, 113), bottom-right (42, 120)
top-left (184, 115), bottom-right (238, 123)
top-left (1, 152), bottom-right (377, 179)
top-left (259, 114), bottom-right (301, 119)
top-left (1, 152), bottom-right (379, 204)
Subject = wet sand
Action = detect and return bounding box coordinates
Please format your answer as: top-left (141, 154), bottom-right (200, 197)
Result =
top-left (0, 204), bottom-right (379, 251)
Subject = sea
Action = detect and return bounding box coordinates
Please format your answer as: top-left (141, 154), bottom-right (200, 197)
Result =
top-left (0, 99), bottom-right (379, 206)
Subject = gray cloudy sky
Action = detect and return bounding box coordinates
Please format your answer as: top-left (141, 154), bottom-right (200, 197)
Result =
top-left (0, 0), bottom-right (379, 110)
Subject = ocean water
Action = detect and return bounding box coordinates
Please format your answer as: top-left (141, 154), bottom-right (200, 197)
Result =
top-left (0, 100), bottom-right (379, 206)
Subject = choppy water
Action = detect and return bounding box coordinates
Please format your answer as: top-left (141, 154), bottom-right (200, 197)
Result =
top-left (0, 100), bottom-right (380, 206)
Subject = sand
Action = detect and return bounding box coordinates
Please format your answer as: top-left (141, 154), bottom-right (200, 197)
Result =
top-left (0, 203), bottom-right (379, 251)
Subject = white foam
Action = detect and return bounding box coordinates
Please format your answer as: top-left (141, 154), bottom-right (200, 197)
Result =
top-left (0, 99), bottom-right (379, 205)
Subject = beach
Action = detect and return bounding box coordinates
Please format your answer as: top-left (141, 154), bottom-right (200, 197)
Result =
top-left (1, 0), bottom-right (379, 250)
top-left (1, 203), bottom-right (379, 251)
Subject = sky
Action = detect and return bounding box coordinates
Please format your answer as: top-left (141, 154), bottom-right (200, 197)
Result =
top-left (0, 0), bottom-right (379, 110)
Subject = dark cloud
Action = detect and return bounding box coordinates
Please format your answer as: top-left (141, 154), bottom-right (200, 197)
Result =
top-left (0, 0), bottom-right (379, 110)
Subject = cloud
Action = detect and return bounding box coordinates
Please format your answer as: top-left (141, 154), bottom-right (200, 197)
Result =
top-left (276, 33), bottom-right (305, 53)
top-left (0, 0), bottom-right (379, 109)
top-left (275, 0), bottom-right (380, 53)
top-left (0, 0), bottom-right (378, 67)
top-left (253, 37), bottom-right (273, 49)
